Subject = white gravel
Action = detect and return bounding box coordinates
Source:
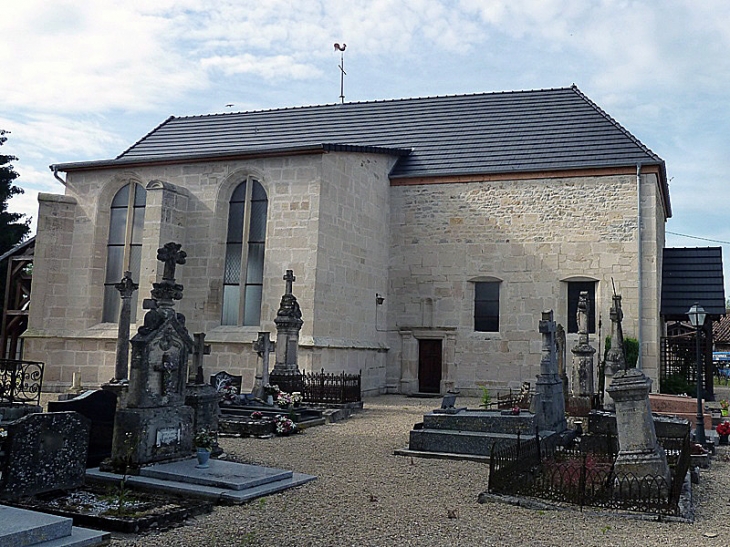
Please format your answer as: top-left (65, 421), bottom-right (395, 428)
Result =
top-left (107, 394), bottom-right (729, 547)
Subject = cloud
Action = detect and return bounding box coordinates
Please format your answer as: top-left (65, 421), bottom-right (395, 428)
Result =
top-left (201, 54), bottom-right (322, 80)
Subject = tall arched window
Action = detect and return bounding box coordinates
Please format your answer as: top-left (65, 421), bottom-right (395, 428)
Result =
top-left (222, 178), bottom-right (268, 326)
top-left (103, 183), bottom-right (146, 322)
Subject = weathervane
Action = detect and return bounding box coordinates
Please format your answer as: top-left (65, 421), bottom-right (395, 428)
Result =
top-left (334, 43), bottom-right (346, 104)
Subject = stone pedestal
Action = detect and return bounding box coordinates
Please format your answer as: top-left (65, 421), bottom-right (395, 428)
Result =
top-left (185, 383), bottom-right (220, 436)
top-left (606, 368), bottom-right (670, 483)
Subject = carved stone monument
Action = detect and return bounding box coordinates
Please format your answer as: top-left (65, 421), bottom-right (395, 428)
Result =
top-left (270, 270), bottom-right (304, 394)
top-left (571, 291), bottom-right (596, 397)
top-left (603, 294), bottom-right (626, 411)
top-left (532, 310), bottom-right (567, 433)
top-left (606, 368), bottom-right (670, 488)
top-left (109, 242), bottom-right (195, 470)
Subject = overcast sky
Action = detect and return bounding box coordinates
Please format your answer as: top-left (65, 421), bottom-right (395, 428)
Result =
top-left (3, 0), bottom-right (729, 296)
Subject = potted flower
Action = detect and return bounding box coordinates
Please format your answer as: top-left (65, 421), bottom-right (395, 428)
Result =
top-left (716, 421), bottom-right (730, 445)
top-left (193, 429), bottom-right (216, 468)
top-left (720, 399), bottom-right (729, 417)
top-left (263, 384), bottom-right (280, 405)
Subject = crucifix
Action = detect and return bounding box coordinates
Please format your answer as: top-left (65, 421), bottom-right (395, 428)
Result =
top-left (191, 332), bottom-right (211, 384)
top-left (153, 353), bottom-right (179, 396)
top-left (284, 269), bottom-right (295, 295)
top-left (157, 242), bottom-right (187, 282)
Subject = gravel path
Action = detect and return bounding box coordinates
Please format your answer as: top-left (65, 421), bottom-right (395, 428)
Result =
top-left (110, 395), bottom-right (729, 547)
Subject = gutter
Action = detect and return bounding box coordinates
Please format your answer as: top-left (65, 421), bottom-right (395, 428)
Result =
top-left (51, 165), bottom-right (67, 186)
top-left (637, 162), bottom-right (643, 371)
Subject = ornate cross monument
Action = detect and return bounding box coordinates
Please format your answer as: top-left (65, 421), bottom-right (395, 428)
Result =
top-left (113, 271), bottom-right (138, 382)
top-left (532, 310), bottom-right (567, 433)
top-left (109, 242), bottom-right (194, 470)
top-left (270, 270), bottom-right (304, 393)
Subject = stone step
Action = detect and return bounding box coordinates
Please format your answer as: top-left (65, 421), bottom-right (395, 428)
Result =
top-left (0, 505), bottom-right (109, 547)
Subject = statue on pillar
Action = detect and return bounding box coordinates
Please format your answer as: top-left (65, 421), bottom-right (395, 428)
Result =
top-left (603, 293), bottom-right (626, 411)
top-left (270, 270), bottom-right (304, 394)
top-left (571, 291), bottom-right (596, 398)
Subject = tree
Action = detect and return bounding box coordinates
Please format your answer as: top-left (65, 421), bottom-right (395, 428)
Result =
top-left (0, 130), bottom-right (31, 317)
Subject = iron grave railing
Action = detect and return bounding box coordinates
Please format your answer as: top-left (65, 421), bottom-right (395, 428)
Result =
top-left (488, 431), bottom-right (690, 517)
top-left (0, 359), bottom-right (44, 406)
top-left (269, 368), bottom-right (362, 405)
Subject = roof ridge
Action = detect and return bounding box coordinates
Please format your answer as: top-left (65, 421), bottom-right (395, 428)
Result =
top-left (569, 86), bottom-right (662, 163)
top-left (168, 86), bottom-right (576, 121)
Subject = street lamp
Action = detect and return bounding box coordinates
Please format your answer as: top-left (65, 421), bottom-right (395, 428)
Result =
top-left (687, 303), bottom-right (707, 445)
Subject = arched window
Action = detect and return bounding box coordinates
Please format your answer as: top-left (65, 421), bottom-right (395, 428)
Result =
top-left (222, 178), bottom-right (268, 326)
top-left (102, 183), bottom-right (146, 322)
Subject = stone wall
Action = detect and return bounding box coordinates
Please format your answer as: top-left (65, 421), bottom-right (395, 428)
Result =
top-left (387, 173), bottom-right (666, 393)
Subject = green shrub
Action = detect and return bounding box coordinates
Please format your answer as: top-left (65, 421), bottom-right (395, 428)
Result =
top-left (604, 336), bottom-right (639, 369)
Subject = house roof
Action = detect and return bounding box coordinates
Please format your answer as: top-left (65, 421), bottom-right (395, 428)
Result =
top-left (713, 314), bottom-right (730, 343)
top-left (0, 236), bottom-right (35, 264)
top-left (661, 247), bottom-right (726, 319)
top-left (51, 85), bottom-right (669, 214)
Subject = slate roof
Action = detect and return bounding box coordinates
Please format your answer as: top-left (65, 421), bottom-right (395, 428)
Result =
top-left (713, 314), bottom-right (730, 344)
top-left (661, 247), bottom-right (726, 319)
top-left (52, 86), bottom-right (669, 212)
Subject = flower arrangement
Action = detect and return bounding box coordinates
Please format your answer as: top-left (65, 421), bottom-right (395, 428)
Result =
top-left (276, 391), bottom-right (294, 408)
top-left (292, 392), bottom-right (303, 406)
top-left (721, 400), bottom-right (729, 416)
top-left (220, 383), bottom-right (238, 402)
top-left (0, 427), bottom-right (6, 439)
top-left (716, 421), bottom-right (730, 436)
top-left (274, 415), bottom-right (297, 436)
top-left (193, 428), bottom-right (216, 450)
top-left (251, 411), bottom-right (264, 420)
top-left (263, 384), bottom-right (280, 396)
top-left (511, 406), bottom-right (521, 415)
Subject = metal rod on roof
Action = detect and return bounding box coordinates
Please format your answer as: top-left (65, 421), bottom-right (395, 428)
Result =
top-left (334, 43), bottom-right (347, 103)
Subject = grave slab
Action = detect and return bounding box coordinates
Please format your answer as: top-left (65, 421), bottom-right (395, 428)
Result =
top-left (0, 505), bottom-right (110, 547)
top-left (139, 459), bottom-right (293, 490)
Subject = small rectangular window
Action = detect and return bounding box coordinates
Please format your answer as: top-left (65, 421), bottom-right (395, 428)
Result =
top-left (567, 281), bottom-right (596, 334)
top-left (474, 282), bottom-right (500, 332)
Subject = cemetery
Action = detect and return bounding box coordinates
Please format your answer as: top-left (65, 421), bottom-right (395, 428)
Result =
top-left (1, 242), bottom-right (730, 546)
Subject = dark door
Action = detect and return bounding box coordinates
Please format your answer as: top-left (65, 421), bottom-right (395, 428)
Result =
top-left (418, 339), bottom-right (442, 393)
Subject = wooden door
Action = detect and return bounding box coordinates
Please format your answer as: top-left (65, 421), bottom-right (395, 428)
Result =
top-left (418, 339), bottom-right (442, 393)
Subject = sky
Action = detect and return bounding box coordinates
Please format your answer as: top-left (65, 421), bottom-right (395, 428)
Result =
top-left (2, 0), bottom-right (729, 297)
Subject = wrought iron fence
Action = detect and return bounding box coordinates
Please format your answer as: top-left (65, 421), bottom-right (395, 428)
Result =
top-left (0, 359), bottom-right (44, 406)
top-left (488, 432), bottom-right (690, 517)
top-left (301, 369), bottom-right (361, 404)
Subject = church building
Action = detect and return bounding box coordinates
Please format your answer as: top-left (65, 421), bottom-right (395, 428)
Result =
top-left (26, 86), bottom-right (670, 395)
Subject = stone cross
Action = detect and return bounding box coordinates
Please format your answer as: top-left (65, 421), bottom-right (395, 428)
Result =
top-left (158, 242), bottom-right (187, 281)
top-left (533, 310), bottom-right (567, 433)
top-left (604, 294), bottom-right (626, 410)
top-left (252, 331), bottom-right (275, 398)
top-left (284, 269), bottom-right (296, 295)
top-left (191, 332), bottom-right (211, 384)
top-left (113, 270), bottom-right (138, 381)
top-left (153, 353), bottom-right (179, 396)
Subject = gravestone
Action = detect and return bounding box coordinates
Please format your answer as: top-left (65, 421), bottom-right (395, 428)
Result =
top-left (270, 270), bottom-right (304, 394)
top-left (47, 389), bottom-right (117, 467)
top-left (606, 368), bottom-right (671, 487)
top-left (603, 294), bottom-right (626, 411)
top-left (185, 332), bottom-right (219, 441)
top-left (252, 331), bottom-right (275, 399)
top-left (532, 310), bottom-right (567, 433)
top-left (0, 412), bottom-right (90, 500)
top-left (109, 242), bottom-right (194, 470)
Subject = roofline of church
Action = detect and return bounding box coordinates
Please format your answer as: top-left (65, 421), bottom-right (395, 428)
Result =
top-left (50, 143), bottom-right (412, 173)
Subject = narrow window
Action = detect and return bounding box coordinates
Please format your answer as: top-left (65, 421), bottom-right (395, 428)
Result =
top-left (474, 281), bottom-right (500, 332)
top-left (103, 183), bottom-right (146, 322)
top-left (222, 178), bottom-right (268, 326)
top-left (567, 281), bottom-right (596, 333)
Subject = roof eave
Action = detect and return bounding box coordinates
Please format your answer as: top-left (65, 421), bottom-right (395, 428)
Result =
top-left (50, 143), bottom-right (412, 173)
